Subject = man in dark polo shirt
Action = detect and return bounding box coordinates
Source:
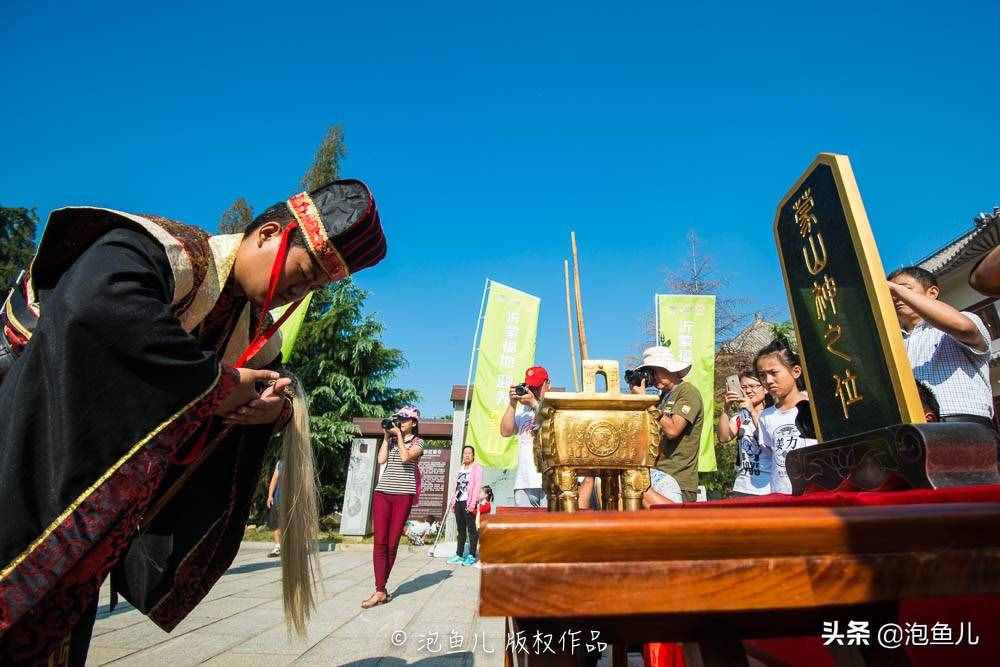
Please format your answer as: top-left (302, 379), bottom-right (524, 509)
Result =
top-left (629, 345), bottom-right (704, 503)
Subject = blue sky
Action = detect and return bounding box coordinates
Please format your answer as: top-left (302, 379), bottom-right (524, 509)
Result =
top-left (3, 1), bottom-right (998, 417)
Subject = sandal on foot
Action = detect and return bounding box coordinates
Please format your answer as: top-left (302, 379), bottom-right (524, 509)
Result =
top-left (361, 592), bottom-right (387, 609)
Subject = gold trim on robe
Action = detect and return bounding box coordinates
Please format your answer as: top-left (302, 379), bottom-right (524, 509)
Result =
top-left (0, 367), bottom-right (223, 582)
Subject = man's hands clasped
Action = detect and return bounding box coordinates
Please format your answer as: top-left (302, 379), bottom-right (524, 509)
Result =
top-left (215, 368), bottom-right (292, 425)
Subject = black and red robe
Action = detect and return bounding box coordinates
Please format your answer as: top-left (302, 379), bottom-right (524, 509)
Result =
top-left (0, 208), bottom-right (287, 664)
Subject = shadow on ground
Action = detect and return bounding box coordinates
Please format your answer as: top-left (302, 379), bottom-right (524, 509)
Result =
top-left (94, 559), bottom-right (279, 617)
top-left (225, 560), bottom-right (281, 576)
top-left (342, 651), bottom-right (471, 666)
top-left (390, 569), bottom-right (453, 598)
top-left (96, 600), bottom-right (135, 618)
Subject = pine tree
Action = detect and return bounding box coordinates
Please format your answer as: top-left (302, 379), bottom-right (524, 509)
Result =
top-left (219, 197), bottom-right (254, 234)
top-left (0, 207), bottom-right (38, 291)
top-left (287, 282), bottom-right (418, 512)
top-left (300, 124), bottom-right (347, 191)
top-left (269, 124), bottom-right (416, 514)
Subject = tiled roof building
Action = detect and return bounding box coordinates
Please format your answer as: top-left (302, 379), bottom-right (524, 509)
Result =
top-left (918, 207), bottom-right (1000, 278)
top-left (719, 313), bottom-right (796, 357)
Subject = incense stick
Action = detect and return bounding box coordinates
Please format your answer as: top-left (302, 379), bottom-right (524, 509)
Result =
top-left (571, 231), bottom-right (589, 361)
top-left (564, 259), bottom-right (581, 392)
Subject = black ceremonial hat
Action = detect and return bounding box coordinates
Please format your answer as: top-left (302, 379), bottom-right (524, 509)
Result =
top-left (286, 179), bottom-right (386, 280)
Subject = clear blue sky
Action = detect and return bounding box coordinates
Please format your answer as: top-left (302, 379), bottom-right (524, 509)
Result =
top-left (3, 1), bottom-right (998, 417)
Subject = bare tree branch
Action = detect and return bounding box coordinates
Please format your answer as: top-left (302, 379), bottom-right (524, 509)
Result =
top-left (640, 229), bottom-right (786, 497)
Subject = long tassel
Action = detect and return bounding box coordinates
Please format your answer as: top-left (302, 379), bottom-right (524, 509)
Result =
top-left (279, 375), bottom-right (322, 638)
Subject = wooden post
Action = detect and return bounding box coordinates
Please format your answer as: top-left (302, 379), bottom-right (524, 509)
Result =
top-left (563, 259), bottom-right (581, 392)
top-left (571, 231), bottom-right (589, 361)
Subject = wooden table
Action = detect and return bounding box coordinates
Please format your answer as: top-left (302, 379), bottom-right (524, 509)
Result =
top-left (478, 502), bottom-right (1000, 666)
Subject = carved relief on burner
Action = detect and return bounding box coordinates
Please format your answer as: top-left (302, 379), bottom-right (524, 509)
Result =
top-left (559, 413), bottom-right (644, 461)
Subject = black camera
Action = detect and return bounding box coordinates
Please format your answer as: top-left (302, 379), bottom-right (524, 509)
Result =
top-left (624, 367), bottom-right (654, 387)
top-left (513, 383), bottom-right (530, 396)
top-left (381, 416), bottom-right (401, 429)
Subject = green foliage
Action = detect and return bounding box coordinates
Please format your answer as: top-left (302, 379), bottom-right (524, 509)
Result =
top-left (219, 197), bottom-right (254, 234)
top-left (301, 124), bottom-right (347, 191)
top-left (703, 440), bottom-right (739, 499)
top-left (771, 320), bottom-right (797, 350)
top-left (0, 207), bottom-right (38, 290)
top-left (286, 280), bottom-right (419, 513)
top-left (252, 122), bottom-right (417, 516)
top-left (422, 440), bottom-right (452, 449)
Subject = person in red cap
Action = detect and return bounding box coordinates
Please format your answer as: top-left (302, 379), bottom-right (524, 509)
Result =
top-left (500, 366), bottom-right (555, 507)
top-left (0, 180), bottom-right (386, 663)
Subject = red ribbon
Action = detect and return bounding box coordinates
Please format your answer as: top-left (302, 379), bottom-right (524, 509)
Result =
top-left (236, 221), bottom-right (306, 368)
top-left (172, 222), bottom-right (309, 466)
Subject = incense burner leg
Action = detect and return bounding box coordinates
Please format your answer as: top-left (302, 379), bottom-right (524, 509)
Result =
top-left (544, 470), bottom-right (559, 512)
top-left (622, 467), bottom-right (650, 512)
top-left (555, 466), bottom-right (580, 513)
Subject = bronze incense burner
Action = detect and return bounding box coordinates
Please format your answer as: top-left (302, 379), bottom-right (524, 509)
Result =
top-left (535, 360), bottom-right (661, 512)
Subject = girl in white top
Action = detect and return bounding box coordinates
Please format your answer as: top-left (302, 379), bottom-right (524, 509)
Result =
top-left (717, 371), bottom-right (772, 496)
top-left (754, 340), bottom-right (815, 495)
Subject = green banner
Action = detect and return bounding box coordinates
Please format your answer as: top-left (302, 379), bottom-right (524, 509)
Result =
top-left (270, 291), bottom-right (314, 363)
top-left (656, 294), bottom-right (717, 472)
top-left (467, 281), bottom-right (541, 469)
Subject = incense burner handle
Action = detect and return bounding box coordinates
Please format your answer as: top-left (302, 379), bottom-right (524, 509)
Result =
top-left (582, 360), bottom-right (620, 394)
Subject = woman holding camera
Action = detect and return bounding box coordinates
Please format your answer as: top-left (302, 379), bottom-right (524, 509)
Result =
top-left (364, 406), bottom-right (424, 609)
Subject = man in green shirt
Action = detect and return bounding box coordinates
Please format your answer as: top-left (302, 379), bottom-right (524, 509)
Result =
top-left (629, 345), bottom-right (704, 504)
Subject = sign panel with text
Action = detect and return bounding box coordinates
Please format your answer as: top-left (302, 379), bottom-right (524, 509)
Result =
top-left (774, 153), bottom-right (923, 441)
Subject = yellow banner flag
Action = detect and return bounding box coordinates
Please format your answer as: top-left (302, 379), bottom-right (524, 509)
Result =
top-left (466, 281), bottom-right (541, 469)
top-left (656, 294), bottom-right (717, 472)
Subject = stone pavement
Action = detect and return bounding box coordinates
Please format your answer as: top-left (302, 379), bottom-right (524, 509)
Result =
top-left (87, 542), bottom-right (504, 666)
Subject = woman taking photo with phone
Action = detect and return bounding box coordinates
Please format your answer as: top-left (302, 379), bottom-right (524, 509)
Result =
top-left (717, 372), bottom-right (772, 496)
top-left (364, 406), bottom-right (424, 608)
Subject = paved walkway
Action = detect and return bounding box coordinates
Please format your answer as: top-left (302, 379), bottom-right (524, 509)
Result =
top-left (87, 542), bottom-right (504, 666)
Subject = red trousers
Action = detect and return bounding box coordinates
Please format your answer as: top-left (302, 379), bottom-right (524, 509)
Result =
top-left (372, 491), bottom-right (414, 592)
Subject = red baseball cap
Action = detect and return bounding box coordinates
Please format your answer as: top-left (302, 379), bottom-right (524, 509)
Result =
top-left (524, 366), bottom-right (550, 387)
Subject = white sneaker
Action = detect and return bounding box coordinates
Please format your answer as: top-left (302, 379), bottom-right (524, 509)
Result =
top-left (268, 545), bottom-right (281, 558)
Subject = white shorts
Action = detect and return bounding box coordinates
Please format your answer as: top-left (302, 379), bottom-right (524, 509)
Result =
top-left (649, 469), bottom-right (683, 503)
